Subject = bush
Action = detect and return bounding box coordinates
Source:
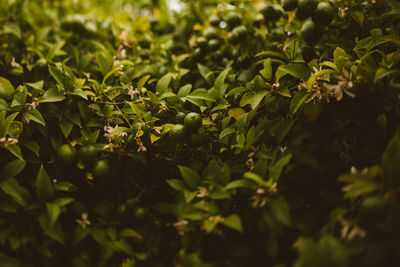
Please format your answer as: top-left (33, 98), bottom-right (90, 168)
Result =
top-left (0, 0), bottom-right (400, 266)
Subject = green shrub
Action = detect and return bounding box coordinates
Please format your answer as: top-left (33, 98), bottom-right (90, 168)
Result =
top-left (0, 0), bottom-right (399, 266)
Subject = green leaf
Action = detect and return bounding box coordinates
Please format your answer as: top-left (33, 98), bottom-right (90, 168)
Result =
top-left (48, 65), bottom-right (65, 88)
top-left (269, 153), bottom-right (292, 182)
top-left (289, 90), bottom-right (309, 115)
top-left (183, 189), bottom-right (197, 203)
top-left (59, 118), bottom-right (73, 138)
top-left (47, 40), bottom-right (66, 60)
top-left (0, 99), bottom-right (8, 111)
top-left (187, 89), bottom-right (216, 102)
top-left (0, 76), bottom-right (15, 101)
top-left (260, 58), bottom-right (273, 80)
top-left (42, 87), bottom-right (65, 102)
top-left (178, 166), bottom-right (201, 190)
top-left (39, 213), bottom-right (64, 244)
top-left (5, 144), bottom-right (23, 160)
top-left (219, 128), bottom-right (236, 139)
top-left (203, 218), bottom-right (219, 233)
top-left (197, 63), bottom-right (215, 84)
top-left (0, 159), bottom-right (25, 178)
top-left (374, 68), bottom-right (399, 83)
top-left (228, 108), bottom-right (246, 120)
top-left (382, 130), bottom-right (400, 187)
top-left (269, 197), bottom-right (291, 226)
top-left (214, 68), bottom-right (231, 97)
top-left (70, 89), bottom-right (88, 100)
top-left (256, 50), bottom-right (288, 60)
top-left (240, 91), bottom-right (270, 109)
top-left (243, 172), bottom-right (265, 185)
top-left (333, 47), bottom-right (350, 71)
top-left (25, 80), bottom-right (44, 91)
top-left (177, 84), bottom-right (192, 98)
top-left (226, 86), bottom-right (248, 97)
top-left (25, 109), bottom-right (45, 126)
top-left (306, 69), bottom-right (336, 91)
top-left (223, 179), bottom-right (255, 191)
top-left (54, 181), bottom-right (78, 192)
top-left (46, 202), bottom-right (61, 225)
top-left (349, 9), bottom-right (364, 27)
top-left (222, 214), bottom-right (243, 232)
top-left (0, 177), bottom-right (32, 208)
top-left (276, 87), bottom-right (291, 97)
top-left (156, 73), bottom-right (172, 94)
top-left (3, 23), bottom-right (21, 39)
top-left (275, 119), bottom-right (296, 144)
top-left (166, 179), bottom-right (185, 191)
top-left (120, 228), bottom-right (142, 239)
top-left (276, 63), bottom-right (311, 81)
top-left (96, 51), bottom-right (113, 76)
top-left (137, 75), bottom-right (151, 91)
top-left (36, 166), bottom-right (55, 203)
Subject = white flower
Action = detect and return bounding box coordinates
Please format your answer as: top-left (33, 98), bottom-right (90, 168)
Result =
top-left (75, 213), bottom-right (91, 228)
top-left (173, 219), bottom-right (188, 235)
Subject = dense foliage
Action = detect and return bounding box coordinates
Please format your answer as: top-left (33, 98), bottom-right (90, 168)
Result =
top-left (1, 0), bottom-right (400, 266)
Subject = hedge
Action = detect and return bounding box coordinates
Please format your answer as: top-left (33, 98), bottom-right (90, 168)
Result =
top-left (0, 0), bottom-right (400, 266)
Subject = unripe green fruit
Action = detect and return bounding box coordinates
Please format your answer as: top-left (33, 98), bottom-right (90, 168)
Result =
top-left (176, 112), bottom-right (186, 124)
top-left (301, 20), bottom-right (324, 44)
top-left (78, 145), bottom-right (98, 166)
top-left (184, 112), bottom-right (202, 132)
top-left (196, 37), bottom-right (208, 49)
top-left (281, 0), bottom-right (298, 11)
top-left (169, 124), bottom-right (186, 142)
top-left (296, 0), bottom-right (318, 21)
top-left (253, 14), bottom-right (264, 28)
top-left (228, 31), bottom-right (239, 44)
top-left (203, 27), bottom-right (219, 40)
top-left (92, 159), bottom-right (111, 179)
top-left (232, 25), bottom-right (247, 39)
top-left (57, 144), bottom-right (77, 165)
top-left (135, 207), bottom-right (145, 218)
top-left (209, 15), bottom-right (221, 27)
top-left (260, 5), bottom-right (281, 22)
top-left (208, 39), bottom-right (220, 52)
top-left (311, 2), bottom-right (336, 26)
top-left (225, 13), bottom-right (242, 29)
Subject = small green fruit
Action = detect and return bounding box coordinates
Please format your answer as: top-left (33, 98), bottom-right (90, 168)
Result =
top-left (196, 37), bottom-right (208, 49)
top-left (311, 2), bottom-right (336, 26)
top-left (260, 5), bottom-right (281, 22)
top-left (169, 124), bottom-right (186, 142)
top-left (295, 0), bottom-right (318, 21)
top-left (57, 144), bottom-right (77, 165)
top-left (135, 207), bottom-right (145, 218)
top-left (208, 39), bottom-right (221, 52)
top-left (184, 112), bottom-right (202, 132)
top-left (203, 27), bottom-right (219, 40)
top-left (176, 112), bottom-right (186, 123)
top-left (281, 0), bottom-right (298, 11)
top-left (301, 20), bottom-right (324, 44)
top-left (92, 159), bottom-right (111, 179)
top-left (78, 145), bottom-right (98, 165)
top-left (232, 25), bottom-right (247, 39)
top-left (209, 15), bottom-right (221, 27)
top-left (225, 13), bottom-right (242, 29)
